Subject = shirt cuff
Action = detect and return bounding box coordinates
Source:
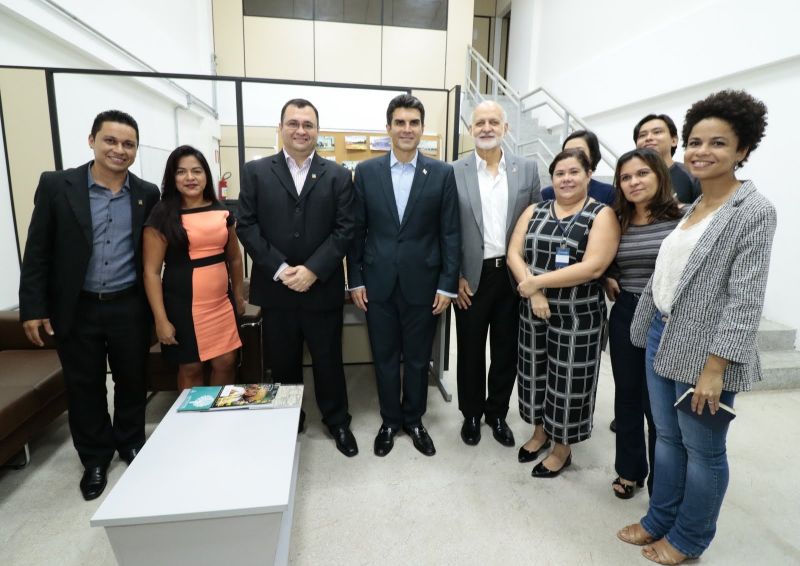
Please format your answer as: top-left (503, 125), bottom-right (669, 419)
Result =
top-left (274, 262), bottom-right (289, 281)
top-left (347, 285), bottom-right (365, 291)
top-left (437, 289), bottom-right (457, 299)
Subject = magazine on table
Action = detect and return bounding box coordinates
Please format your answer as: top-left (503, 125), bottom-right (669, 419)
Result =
top-left (177, 383), bottom-right (279, 412)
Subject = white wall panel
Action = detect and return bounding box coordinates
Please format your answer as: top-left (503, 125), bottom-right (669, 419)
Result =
top-left (314, 21), bottom-right (382, 85)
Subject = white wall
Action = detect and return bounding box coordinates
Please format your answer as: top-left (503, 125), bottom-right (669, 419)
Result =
top-left (218, 83), bottom-right (409, 132)
top-left (0, 100), bottom-right (19, 309)
top-left (507, 0), bottom-right (800, 342)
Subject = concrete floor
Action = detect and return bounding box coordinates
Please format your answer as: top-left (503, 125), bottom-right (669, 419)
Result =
top-left (2, 325), bottom-right (799, 566)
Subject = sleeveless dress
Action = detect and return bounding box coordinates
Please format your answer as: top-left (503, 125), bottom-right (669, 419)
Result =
top-left (517, 199), bottom-right (607, 445)
top-left (157, 202), bottom-right (241, 363)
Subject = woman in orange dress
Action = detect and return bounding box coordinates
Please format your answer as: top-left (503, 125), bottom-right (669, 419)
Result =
top-left (144, 145), bottom-right (244, 389)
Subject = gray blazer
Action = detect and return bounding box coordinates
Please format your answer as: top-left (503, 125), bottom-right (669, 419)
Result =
top-left (630, 180), bottom-right (777, 392)
top-left (454, 151), bottom-right (541, 292)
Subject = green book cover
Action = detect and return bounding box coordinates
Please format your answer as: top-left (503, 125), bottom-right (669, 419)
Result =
top-left (177, 386), bottom-right (223, 412)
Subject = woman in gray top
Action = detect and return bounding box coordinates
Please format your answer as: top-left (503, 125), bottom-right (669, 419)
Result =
top-left (606, 148), bottom-right (682, 500)
top-left (617, 91), bottom-right (776, 564)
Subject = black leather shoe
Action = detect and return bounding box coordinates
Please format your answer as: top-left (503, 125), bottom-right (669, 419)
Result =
top-left (531, 453), bottom-right (572, 478)
top-left (460, 416), bottom-right (481, 446)
top-left (331, 425), bottom-right (358, 457)
top-left (610, 418), bottom-right (617, 433)
top-left (403, 424), bottom-right (436, 456)
top-left (298, 409), bottom-right (306, 434)
top-left (119, 447), bottom-right (140, 465)
top-left (80, 465), bottom-right (109, 501)
top-left (486, 416), bottom-right (515, 447)
top-left (518, 439), bottom-right (551, 463)
top-left (374, 425), bottom-right (398, 457)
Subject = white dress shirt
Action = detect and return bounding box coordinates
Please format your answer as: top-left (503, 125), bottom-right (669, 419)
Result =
top-left (274, 150), bottom-right (315, 280)
top-left (475, 150), bottom-right (509, 259)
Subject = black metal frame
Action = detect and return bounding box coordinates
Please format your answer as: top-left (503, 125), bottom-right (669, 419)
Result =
top-left (1, 63), bottom-right (462, 369)
top-left (0, 90), bottom-right (22, 268)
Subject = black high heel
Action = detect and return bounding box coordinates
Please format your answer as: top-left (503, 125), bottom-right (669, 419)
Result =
top-left (517, 439), bottom-right (551, 463)
top-left (612, 477), bottom-right (645, 499)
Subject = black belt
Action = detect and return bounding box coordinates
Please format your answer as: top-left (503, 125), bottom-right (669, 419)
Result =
top-left (483, 257), bottom-right (506, 269)
top-left (80, 286), bottom-right (138, 301)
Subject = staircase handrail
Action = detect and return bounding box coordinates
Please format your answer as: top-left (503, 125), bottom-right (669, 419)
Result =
top-left (465, 46), bottom-right (620, 170)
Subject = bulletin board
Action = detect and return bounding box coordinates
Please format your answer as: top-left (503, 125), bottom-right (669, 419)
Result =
top-left (281, 130), bottom-right (442, 171)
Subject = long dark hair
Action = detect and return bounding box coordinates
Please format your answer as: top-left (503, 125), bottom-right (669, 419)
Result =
top-left (149, 145), bottom-right (217, 247)
top-left (613, 148), bottom-right (682, 233)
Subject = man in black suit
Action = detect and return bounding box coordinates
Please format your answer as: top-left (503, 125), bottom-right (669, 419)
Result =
top-left (19, 110), bottom-right (160, 500)
top-left (348, 94), bottom-right (460, 457)
top-left (237, 98), bottom-right (358, 457)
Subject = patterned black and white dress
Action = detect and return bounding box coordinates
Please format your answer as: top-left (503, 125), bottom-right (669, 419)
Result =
top-left (517, 199), bottom-right (607, 445)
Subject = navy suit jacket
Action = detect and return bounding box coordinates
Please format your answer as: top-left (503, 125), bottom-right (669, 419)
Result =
top-left (541, 177), bottom-right (616, 205)
top-left (347, 152), bottom-right (460, 306)
top-left (19, 162), bottom-right (160, 337)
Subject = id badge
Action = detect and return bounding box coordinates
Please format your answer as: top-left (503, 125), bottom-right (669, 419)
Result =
top-left (555, 246), bottom-right (570, 269)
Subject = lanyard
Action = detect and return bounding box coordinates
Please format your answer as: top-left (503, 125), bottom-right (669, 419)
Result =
top-left (551, 196), bottom-right (590, 247)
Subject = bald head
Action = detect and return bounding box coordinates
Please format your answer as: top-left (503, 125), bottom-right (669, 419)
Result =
top-left (470, 100), bottom-right (508, 151)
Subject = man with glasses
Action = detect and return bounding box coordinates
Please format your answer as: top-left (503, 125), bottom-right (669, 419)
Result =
top-left (237, 98), bottom-right (358, 457)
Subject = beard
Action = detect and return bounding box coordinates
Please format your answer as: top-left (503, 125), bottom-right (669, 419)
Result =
top-left (475, 136), bottom-right (501, 150)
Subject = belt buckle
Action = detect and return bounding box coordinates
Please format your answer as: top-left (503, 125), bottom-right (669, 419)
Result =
top-left (97, 291), bottom-right (111, 301)
top-left (494, 257), bottom-right (503, 268)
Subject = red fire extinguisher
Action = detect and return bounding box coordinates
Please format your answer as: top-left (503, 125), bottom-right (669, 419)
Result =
top-left (218, 171), bottom-right (231, 200)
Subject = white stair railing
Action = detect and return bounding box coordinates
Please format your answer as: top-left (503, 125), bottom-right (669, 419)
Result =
top-left (464, 46), bottom-right (619, 171)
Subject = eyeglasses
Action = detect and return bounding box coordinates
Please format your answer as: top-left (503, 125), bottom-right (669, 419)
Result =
top-left (283, 120), bottom-right (317, 131)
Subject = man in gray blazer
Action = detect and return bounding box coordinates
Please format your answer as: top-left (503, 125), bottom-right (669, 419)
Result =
top-left (454, 100), bottom-right (541, 447)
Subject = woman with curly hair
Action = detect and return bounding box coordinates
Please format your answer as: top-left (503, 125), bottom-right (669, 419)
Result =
top-left (606, 148), bottom-right (683, 500)
top-left (616, 90), bottom-right (776, 564)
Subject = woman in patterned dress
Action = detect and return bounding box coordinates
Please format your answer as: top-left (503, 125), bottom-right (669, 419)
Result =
top-left (507, 148), bottom-right (619, 477)
top-left (143, 146), bottom-right (245, 390)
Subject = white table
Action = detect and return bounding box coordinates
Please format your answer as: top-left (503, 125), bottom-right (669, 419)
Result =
top-left (91, 388), bottom-right (302, 566)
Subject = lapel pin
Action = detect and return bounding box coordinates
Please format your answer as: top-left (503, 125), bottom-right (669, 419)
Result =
top-left (512, 166), bottom-right (517, 173)
top-left (311, 173), bottom-right (317, 179)
top-left (138, 199), bottom-right (143, 205)
top-left (423, 168), bottom-right (428, 175)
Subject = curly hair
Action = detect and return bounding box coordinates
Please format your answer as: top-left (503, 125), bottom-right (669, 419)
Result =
top-left (682, 90), bottom-right (767, 166)
top-left (613, 148), bottom-right (683, 234)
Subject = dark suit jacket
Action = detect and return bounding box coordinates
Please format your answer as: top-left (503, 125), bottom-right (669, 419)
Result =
top-left (237, 152), bottom-right (354, 310)
top-left (347, 152), bottom-right (460, 306)
top-left (19, 162), bottom-right (160, 337)
top-left (541, 177), bottom-right (616, 205)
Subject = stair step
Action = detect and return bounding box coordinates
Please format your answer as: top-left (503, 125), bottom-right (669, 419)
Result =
top-left (758, 318), bottom-right (797, 351)
top-left (754, 350), bottom-right (800, 390)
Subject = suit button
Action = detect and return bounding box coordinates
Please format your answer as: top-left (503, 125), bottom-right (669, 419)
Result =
top-left (295, 207), bottom-right (302, 214)
top-left (294, 232), bottom-right (300, 238)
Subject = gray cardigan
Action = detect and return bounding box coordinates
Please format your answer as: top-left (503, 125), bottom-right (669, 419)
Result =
top-left (630, 180), bottom-right (777, 392)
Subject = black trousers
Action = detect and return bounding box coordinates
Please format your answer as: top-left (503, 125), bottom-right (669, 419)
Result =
top-left (56, 292), bottom-right (149, 469)
top-left (454, 260), bottom-right (519, 420)
top-left (609, 289), bottom-right (655, 492)
top-left (366, 283), bottom-right (438, 428)
top-left (262, 307), bottom-right (350, 429)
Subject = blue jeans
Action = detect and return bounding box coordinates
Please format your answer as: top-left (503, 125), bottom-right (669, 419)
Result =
top-left (640, 313), bottom-right (736, 558)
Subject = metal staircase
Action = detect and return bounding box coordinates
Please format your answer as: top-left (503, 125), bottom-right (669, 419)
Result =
top-left (462, 45), bottom-right (620, 187)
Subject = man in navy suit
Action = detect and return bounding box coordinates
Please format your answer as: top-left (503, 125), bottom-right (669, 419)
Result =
top-left (348, 94), bottom-right (460, 457)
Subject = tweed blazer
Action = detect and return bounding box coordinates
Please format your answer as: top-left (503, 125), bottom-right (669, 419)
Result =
top-left (630, 180), bottom-right (777, 392)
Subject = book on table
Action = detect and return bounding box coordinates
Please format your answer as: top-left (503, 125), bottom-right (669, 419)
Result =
top-left (673, 387), bottom-right (736, 428)
top-left (177, 383), bottom-right (279, 412)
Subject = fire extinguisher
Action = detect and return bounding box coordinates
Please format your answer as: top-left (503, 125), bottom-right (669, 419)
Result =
top-left (218, 171), bottom-right (231, 200)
